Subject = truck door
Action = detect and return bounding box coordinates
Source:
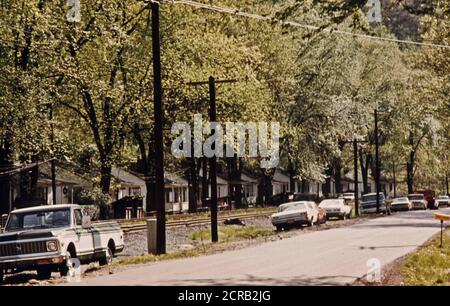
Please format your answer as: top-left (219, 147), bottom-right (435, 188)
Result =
top-left (73, 208), bottom-right (94, 260)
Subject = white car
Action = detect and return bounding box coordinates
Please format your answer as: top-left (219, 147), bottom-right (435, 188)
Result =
top-left (408, 194), bottom-right (427, 210)
top-left (435, 195), bottom-right (450, 208)
top-left (342, 193), bottom-right (355, 201)
top-left (0, 204), bottom-right (124, 282)
top-left (271, 201), bottom-right (319, 231)
top-left (390, 197), bottom-right (412, 211)
top-left (319, 199), bottom-right (352, 220)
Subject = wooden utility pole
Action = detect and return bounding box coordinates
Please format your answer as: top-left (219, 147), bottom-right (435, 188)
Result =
top-left (353, 140), bottom-right (359, 216)
top-left (374, 109), bottom-right (381, 214)
top-left (151, 2), bottom-right (166, 254)
top-left (187, 77), bottom-right (237, 242)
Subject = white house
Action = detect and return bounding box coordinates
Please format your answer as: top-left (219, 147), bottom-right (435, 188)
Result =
top-left (272, 169), bottom-right (290, 195)
top-left (2, 162), bottom-right (92, 213)
top-left (111, 167), bottom-right (189, 213)
top-left (241, 172), bottom-right (258, 205)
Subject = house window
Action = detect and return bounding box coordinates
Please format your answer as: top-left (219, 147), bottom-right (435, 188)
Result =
top-left (165, 189), bottom-right (171, 203)
top-left (182, 187), bottom-right (187, 202)
top-left (174, 188), bottom-right (179, 203)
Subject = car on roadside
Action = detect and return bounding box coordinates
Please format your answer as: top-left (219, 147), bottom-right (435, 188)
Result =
top-left (0, 204), bottom-right (124, 283)
top-left (435, 195), bottom-right (450, 208)
top-left (416, 190), bottom-right (436, 209)
top-left (408, 194), bottom-right (427, 210)
top-left (271, 201), bottom-right (319, 231)
top-left (318, 199), bottom-right (352, 220)
top-left (360, 193), bottom-right (387, 214)
top-left (342, 192), bottom-right (355, 201)
top-left (390, 197), bottom-right (412, 212)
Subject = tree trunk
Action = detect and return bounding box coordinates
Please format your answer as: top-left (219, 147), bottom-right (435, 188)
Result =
top-left (334, 158), bottom-right (343, 194)
top-left (258, 169), bottom-right (274, 206)
top-left (100, 164), bottom-right (112, 194)
top-left (359, 148), bottom-right (372, 194)
top-left (287, 158), bottom-right (296, 193)
top-left (0, 135), bottom-right (13, 214)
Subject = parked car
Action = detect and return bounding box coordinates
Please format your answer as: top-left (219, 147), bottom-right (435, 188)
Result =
top-left (408, 194), bottom-right (427, 210)
top-left (416, 190), bottom-right (436, 209)
top-left (318, 199), bottom-right (352, 220)
top-left (435, 195), bottom-right (450, 208)
top-left (271, 201), bottom-right (319, 231)
top-left (342, 192), bottom-right (355, 201)
top-left (390, 197), bottom-right (412, 211)
top-left (0, 204), bottom-right (124, 282)
top-left (360, 193), bottom-right (387, 214)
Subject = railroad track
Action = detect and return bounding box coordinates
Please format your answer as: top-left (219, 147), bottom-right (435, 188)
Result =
top-left (120, 212), bottom-right (273, 233)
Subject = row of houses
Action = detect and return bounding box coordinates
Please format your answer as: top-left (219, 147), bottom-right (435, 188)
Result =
top-left (110, 167), bottom-right (395, 214)
top-left (0, 161), bottom-right (395, 217)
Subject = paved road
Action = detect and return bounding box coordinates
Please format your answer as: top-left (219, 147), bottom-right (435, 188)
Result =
top-left (73, 208), bottom-right (449, 286)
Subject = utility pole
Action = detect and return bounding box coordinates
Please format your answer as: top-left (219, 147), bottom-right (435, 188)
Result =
top-left (187, 77), bottom-right (237, 242)
top-left (49, 104), bottom-right (57, 205)
top-left (341, 138), bottom-right (367, 217)
top-left (151, 2), bottom-right (166, 254)
top-left (353, 139), bottom-right (359, 216)
top-left (446, 173), bottom-right (449, 196)
top-left (209, 77), bottom-right (219, 242)
top-left (374, 109), bottom-right (381, 214)
top-left (392, 160), bottom-right (396, 198)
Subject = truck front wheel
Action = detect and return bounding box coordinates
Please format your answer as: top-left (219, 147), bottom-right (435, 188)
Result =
top-left (99, 246), bottom-right (113, 266)
top-left (36, 268), bottom-right (52, 280)
top-left (60, 248), bottom-right (76, 277)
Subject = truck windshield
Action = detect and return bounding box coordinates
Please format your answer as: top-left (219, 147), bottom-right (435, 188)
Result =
top-left (5, 209), bottom-right (71, 232)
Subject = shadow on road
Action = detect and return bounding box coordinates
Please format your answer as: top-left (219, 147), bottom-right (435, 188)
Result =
top-left (357, 245), bottom-right (420, 250)
top-left (157, 274), bottom-right (359, 286)
top-left (353, 222), bottom-right (441, 229)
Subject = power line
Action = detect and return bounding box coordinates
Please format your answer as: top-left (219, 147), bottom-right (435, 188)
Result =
top-left (159, 0), bottom-right (450, 49)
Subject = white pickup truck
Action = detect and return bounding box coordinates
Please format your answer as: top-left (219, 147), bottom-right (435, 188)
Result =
top-left (0, 204), bottom-right (124, 282)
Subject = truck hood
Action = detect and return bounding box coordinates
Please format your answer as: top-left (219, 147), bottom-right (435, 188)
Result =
top-left (0, 228), bottom-right (65, 242)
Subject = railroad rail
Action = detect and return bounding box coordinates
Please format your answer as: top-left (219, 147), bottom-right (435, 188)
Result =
top-left (120, 211), bottom-right (274, 233)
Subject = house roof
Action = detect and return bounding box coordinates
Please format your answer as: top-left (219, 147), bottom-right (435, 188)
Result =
top-left (111, 167), bottom-right (145, 187)
top-left (112, 167), bottom-right (189, 188)
top-left (38, 163), bottom-right (92, 187)
top-left (273, 169), bottom-right (290, 184)
top-left (241, 172), bottom-right (258, 184)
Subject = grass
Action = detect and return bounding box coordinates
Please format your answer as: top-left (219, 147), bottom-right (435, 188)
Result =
top-left (190, 226), bottom-right (274, 243)
top-left (401, 228), bottom-right (450, 286)
top-left (111, 248), bottom-right (206, 268)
